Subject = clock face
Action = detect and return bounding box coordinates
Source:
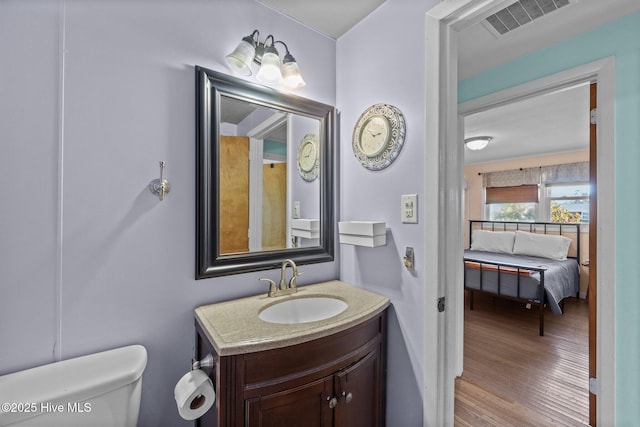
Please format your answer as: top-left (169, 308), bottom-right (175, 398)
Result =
top-left (352, 104), bottom-right (406, 171)
top-left (299, 140), bottom-right (317, 171)
top-left (297, 134), bottom-right (319, 181)
top-left (359, 115), bottom-right (390, 157)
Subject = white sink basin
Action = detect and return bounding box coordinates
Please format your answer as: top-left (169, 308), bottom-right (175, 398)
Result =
top-left (259, 296), bottom-right (348, 324)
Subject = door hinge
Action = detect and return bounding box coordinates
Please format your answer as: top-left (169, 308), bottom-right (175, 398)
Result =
top-left (590, 108), bottom-right (597, 125)
top-left (437, 297), bottom-right (445, 312)
top-left (589, 377), bottom-right (599, 395)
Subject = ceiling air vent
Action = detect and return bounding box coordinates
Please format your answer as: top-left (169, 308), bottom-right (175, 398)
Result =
top-left (484, 0), bottom-right (575, 36)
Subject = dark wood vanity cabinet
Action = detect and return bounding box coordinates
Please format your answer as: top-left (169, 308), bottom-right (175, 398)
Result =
top-left (195, 310), bottom-right (387, 427)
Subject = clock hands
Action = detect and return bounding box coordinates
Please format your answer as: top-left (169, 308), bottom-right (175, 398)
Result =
top-left (367, 129), bottom-right (382, 137)
top-left (303, 144), bottom-right (313, 158)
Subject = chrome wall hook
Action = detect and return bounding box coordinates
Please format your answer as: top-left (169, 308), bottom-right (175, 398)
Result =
top-left (149, 161), bottom-right (171, 201)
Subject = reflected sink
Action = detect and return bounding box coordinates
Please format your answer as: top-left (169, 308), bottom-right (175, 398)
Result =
top-left (259, 297), bottom-right (348, 324)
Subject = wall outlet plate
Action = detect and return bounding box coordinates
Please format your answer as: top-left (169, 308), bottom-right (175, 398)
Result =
top-left (404, 247), bottom-right (414, 271)
top-left (401, 194), bottom-right (418, 223)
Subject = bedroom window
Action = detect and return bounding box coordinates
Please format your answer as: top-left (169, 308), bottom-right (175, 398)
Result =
top-left (488, 202), bottom-right (537, 221)
top-left (484, 183), bottom-right (590, 223)
top-left (545, 182), bottom-right (590, 223)
top-left (485, 184), bottom-right (539, 222)
top-left (482, 162), bottom-right (590, 223)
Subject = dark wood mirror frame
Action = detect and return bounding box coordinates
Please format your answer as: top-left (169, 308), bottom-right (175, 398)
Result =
top-left (195, 66), bottom-right (335, 279)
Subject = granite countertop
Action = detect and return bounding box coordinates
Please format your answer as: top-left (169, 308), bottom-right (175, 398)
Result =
top-left (195, 280), bottom-right (390, 356)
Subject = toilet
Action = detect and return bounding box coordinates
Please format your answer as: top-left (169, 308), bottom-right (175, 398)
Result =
top-left (0, 345), bottom-right (147, 427)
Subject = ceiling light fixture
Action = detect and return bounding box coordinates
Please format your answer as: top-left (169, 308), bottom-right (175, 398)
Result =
top-left (225, 30), bottom-right (306, 90)
top-left (464, 136), bottom-right (492, 151)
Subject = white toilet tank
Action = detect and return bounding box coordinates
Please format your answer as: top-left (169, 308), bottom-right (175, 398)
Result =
top-left (0, 345), bottom-right (147, 427)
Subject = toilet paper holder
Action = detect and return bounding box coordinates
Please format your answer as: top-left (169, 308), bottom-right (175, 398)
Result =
top-left (191, 353), bottom-right (215, 371)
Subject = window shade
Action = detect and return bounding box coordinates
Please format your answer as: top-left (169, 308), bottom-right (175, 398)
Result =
top-left (482, 167), bottom-right (540, 187)
top-left (486, 184), bottom-right (539, 204)
top-left (541, 161), bottom-right (589, 183)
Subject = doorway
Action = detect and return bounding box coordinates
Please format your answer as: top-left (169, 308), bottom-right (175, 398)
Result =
top-left (424, 3), bottom-right (616, 425)
top-left (455, 64), bottom-right (614, 426)
top-left (457, 82), bottom-right (593, 425)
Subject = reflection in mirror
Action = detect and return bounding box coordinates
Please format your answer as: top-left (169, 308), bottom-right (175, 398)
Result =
top-left (218, 97), bottom-right (321, 255)
top-left (196, 66), bottom-right (334, 278)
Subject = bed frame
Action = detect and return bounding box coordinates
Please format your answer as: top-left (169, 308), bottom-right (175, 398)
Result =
top-left (464, 220), bottom-right (581, 336)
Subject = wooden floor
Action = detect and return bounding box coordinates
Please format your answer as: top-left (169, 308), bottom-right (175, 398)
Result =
top-left (455, 292), bottom-right (590, 427)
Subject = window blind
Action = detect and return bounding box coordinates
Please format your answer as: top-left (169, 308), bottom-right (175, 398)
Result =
top-left (485, 184), bottom-right (539, 204)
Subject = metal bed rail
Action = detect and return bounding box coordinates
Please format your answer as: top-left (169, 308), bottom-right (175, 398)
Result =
top-left (463, 257), bottom-right (548, 336)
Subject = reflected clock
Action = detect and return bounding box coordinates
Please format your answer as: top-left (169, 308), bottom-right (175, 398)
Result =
top-left (297, 133), bottom-right (319, 182)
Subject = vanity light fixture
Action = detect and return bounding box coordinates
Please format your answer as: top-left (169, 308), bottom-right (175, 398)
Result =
top-left (464, 136), bottom-right (492, 151)
top-left (225, 30), bottom-right (306, 89)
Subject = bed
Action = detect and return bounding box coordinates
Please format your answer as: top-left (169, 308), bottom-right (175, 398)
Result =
top-left (464, 220), bottom-right (581, 336)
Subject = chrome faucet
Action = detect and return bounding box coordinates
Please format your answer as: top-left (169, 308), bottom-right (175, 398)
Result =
top-left (280, 259), bottom-right (300, 292)
top-left (260, 259), bottom-right (302, 297)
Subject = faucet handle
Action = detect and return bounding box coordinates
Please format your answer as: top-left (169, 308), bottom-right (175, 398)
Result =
top-left (260, 278), bottom-right (278, 297)
top-left (288, 270), bottom-right (303, 289)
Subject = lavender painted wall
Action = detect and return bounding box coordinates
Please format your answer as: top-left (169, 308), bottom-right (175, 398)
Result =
top-left (336, 0), bottom-right (440, 425)
top-left (0, 0), bottom-right (61, 377)
top-left (289, 115), bottom-right (321, 247)
top-left (0, 1), bottom-right (336, 425)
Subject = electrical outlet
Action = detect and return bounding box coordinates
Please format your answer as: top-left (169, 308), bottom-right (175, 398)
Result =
top-left (401, 194), bottom-right (418, 223)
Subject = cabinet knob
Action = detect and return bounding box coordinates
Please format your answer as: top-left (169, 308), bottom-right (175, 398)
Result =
top-left (327, 397), bottom-right (338, 409)
top-left (342, 391), bottom-right (353, 404)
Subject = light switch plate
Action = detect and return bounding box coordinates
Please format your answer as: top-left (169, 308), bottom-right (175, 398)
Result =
top-left (401, 194), bottom-right (418, 223)
top-left (293, 201), bottom-right (301, 219)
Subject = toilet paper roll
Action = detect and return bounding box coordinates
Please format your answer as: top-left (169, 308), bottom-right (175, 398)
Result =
top-left (174, 369), bottom-right (215, 420)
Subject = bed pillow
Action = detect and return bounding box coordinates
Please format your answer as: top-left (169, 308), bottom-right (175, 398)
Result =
top-left (512, 230), bottom-right (572, 260)
top-left (470, 230), bottom-right (515, 254)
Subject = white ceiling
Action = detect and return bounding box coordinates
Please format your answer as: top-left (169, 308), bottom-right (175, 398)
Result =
top-left (458, 0), bottom-right (640, 80)
top-left (256, 0), bottom-right (386, 39)
top-left (463, 83), bottom-right (590, 164)
top-left (460, 0), bottom-right (639, 164)
top-left (256, 0), bottom-right (640, 164)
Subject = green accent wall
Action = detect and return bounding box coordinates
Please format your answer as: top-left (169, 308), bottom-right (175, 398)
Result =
top-left (263, 139), bottom-right (287, 157)
top-left (459, 11), bottom-right (640, 425)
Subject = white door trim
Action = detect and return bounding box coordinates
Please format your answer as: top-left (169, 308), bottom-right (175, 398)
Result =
top-left (425, 1), bottom-right (615, 425)
top-left (247, 113), bottom-right (288, 251)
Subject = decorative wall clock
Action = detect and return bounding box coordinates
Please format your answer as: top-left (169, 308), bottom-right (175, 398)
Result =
top-left (352, 103), bottom-right (406, 171)
top-left (297, 133), bottom-right (319, 181)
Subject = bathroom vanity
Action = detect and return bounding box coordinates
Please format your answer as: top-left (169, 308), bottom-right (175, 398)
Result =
top-left (194, 280), bottom-right (389, 427)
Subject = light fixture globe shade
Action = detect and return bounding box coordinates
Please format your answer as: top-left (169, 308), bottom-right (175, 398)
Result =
top-left (256, 47), bottom-right (282, 85)
top-left (282, 60), bottom-right (306, 89)
top-left (225, 39), bottom-right (256, 76)
top-left (464, 136), bottom-right (492, 151)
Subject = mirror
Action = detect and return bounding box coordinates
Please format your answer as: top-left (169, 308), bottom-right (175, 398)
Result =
top-left (196, 66), bottom-right (334, 278)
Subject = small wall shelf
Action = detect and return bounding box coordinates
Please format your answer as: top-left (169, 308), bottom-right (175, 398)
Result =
top-left (338, 221), bottom-right (386, 247)
top-left (291, 218), bottom-right (320, 239)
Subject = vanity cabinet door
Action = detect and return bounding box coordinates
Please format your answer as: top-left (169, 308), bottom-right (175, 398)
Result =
top-left (195, 309), bottom-right (387, 427)
top-left (244, 348), bottom-right (383, 427)
top-left (334, 349), bottom-right (383, 427)
top-left (245, 376), bottom-right (334, 427)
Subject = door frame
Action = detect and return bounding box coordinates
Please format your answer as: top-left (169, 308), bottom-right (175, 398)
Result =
top-left (425, 2), bottom-right (616, 425)
top-left (247, 112), bottom-right (288, 251)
